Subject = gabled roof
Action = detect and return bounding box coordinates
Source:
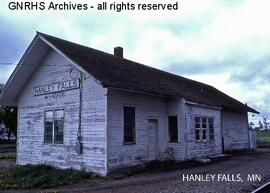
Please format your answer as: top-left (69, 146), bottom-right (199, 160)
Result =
top-left (0, 32), bottom-right (258, 113)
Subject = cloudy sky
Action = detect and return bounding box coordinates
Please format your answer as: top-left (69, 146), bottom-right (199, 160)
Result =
top-left (0, 0), bottom-right (269, 124)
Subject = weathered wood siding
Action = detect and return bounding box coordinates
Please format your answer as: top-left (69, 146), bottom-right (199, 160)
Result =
top-left (107, 89), bottom-right (223, 171)
top-left (17, 49), bottom-right (107, 175)
top-left (185, 104), bottom-right (222, 158)
top-left (16, 48), bottom-right (245, 175)
top-left (107, 89), bottom-right (167, 170)
top-left (222, 110), bottom-right (249, 150)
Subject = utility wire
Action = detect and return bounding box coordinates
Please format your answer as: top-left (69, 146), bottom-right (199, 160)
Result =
top-left (0, 63), bottom-right (17, 65)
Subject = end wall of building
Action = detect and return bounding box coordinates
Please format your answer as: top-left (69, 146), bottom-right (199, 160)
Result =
top-left (222, 110), bottom-right (249, 151)
top-left (17, 50), bottom-right (108, 175)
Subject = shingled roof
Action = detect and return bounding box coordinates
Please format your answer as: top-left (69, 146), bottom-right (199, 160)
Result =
top-left (39, 32), bottom-right (258, 113)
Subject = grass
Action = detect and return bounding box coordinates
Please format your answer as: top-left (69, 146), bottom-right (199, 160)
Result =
top-left (0, 152), bottom-right (16, 160)
top-left (257, 131), bottom-right (270, 148)
top-left (0, 164), bottom-right (95, 189)
top-left (0, 143), bottom-right (16, 148)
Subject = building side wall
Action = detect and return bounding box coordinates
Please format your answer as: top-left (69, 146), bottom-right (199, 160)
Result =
top-left (222, 110), bottom-right (249, 151)
top-left (107, 89), bottom-right (223, 171)
top-left (17, 50), bottom-right (107, 175)
top-left (107, 89), bottom-right (168, 170)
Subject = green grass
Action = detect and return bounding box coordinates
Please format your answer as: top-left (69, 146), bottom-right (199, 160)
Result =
top-left (257, 131), bottom-right (270, 148)
top-left (0, 143), bottom-right (16, 148)
top-left (0, 152), bottom-right (16, 160)
top-left (257, 131), bottom-right (270, 138)
top-left (0, 164), bottom-right (95, 189)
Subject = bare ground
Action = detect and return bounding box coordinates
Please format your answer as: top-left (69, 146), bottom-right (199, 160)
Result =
top-left (2, 149), bottom-right (270, 193)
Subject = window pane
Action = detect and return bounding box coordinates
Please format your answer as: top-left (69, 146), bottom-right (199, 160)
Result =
top-left (44, 111), bottom-right (53, 143)
top-left (209, 118), bottom-right (214, 129)
top-left (202, 129), bottom-right (207, 140)
top-left (209, 128), bottom-right (214, 141)
top-left (45, 111), bottom-right (53, 119)
top-left (54, 110), bottom-right (64, 143)
top-left (195, 117), bottom-right (200, 128)
top-left (124, 107), bottom-right (135, 143)
top-left (202, 118), bottom-right (207, 128)
top-left (195, 129), bottom-right (200, 140)
top-left (168, 116), bottom-right (178, 142)
top-left (55, 110), bottom-right (64, 119)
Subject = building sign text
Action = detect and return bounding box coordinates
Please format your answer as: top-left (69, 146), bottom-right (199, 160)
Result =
top-left (34, 79), bottom-right (80, 96)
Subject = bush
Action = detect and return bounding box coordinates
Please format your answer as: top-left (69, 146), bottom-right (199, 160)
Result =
top-left (0, 164), bottom-right (94, 189)
top-left (0, 152), bottom-right (16, 160)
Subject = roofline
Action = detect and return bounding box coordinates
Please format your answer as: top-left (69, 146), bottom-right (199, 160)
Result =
top-left (35, 33), bottom-right (259, 113)
top-left (36, 32), bottom-right (212, 89)
top-left (106, 86), bottom-right (178, 99)
top-left (106, 86), bottom-right (258, 113)
top-left (37, 33), bottom-right (103, 86)
top-left (185, 100), bottom-right (222, 110)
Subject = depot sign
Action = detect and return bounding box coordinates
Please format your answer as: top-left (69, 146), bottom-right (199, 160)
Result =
top-left (34, 79), bottom-right (80, 96)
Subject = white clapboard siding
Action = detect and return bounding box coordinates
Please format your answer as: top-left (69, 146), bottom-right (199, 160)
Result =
top-left (106, 89), bottom-right (224, 172)
top-left (16, 49), bottom-right (250, 176)
top-left (17, 49), bottom-right (107, 175)
top-left (222, 111), bottom-right (249, 150)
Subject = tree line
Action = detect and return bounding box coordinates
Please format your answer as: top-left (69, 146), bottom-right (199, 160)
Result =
top-left (0, 84), bottom-right (17, 142)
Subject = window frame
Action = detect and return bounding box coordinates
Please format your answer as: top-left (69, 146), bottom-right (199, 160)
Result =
top-left (123, 106), bottom-right (136, 145)
top-left (194, 116), bottom-right (215, 142)
top-left (168, 116), bottom-right (178, 143)
top-left (44, 108), bottom-right (64, 144)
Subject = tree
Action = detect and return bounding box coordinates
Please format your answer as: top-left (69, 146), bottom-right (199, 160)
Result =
top-left (0, 84), bottom-right (18, 141)
top-left (262, 116), bottom-right (269, 130)
top-left (258, 121), bottom-right (264, 131)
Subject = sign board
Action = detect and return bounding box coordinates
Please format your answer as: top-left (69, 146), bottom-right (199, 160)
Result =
top-left (34, 79), bottom-right (80, 96)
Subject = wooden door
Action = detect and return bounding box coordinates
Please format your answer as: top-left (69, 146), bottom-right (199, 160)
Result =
top-left (147, 119), bottom-right (159, 160)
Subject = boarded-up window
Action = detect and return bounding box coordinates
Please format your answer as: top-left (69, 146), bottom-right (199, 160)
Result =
top-left (168, 116), bottom-right (178, 142)
top-left (44, 109), bottom-right (64, 144)
top-left (124, 106), bottom-right (135, 144)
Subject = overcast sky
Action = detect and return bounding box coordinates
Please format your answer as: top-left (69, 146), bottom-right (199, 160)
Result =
top-left (0, 0), bottom-right (269, 124)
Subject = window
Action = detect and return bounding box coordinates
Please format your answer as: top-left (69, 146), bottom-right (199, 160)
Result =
top-left (194, 116), bottom-right (214, 142)
top-left (195, 117), bottom-right (200, 141)
top-left (209, 118), bottom-right (214, 141)
top-left (168, 116), bottom-right (178, 142)
top-left (124, 106), bottom-right (135, 144)
top-left (44, 111), bottom-right (53, 143)
top-left (44, 109), bottom-right (64, 144)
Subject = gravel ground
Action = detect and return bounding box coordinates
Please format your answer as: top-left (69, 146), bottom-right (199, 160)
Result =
top-left (2, 149), bottom-right (270, 193)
